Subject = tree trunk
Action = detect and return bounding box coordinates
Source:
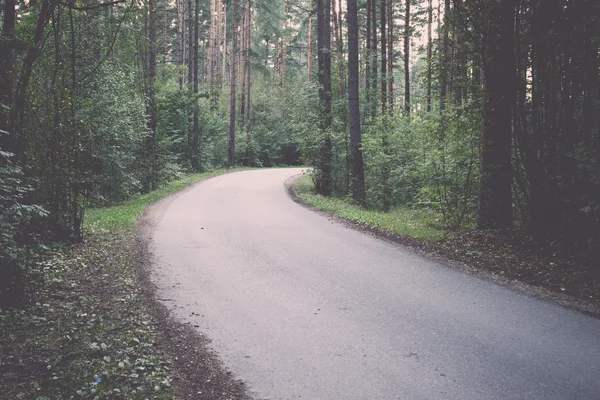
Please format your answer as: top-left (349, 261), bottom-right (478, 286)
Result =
top-left (332, 0), bottom-right (345, 98)
top-left (147, 0), bottom-right (158, 191)
top-left (426, 0), bottom-right (432, 111)
top-left (178, 0), bottom-right (184, 88)
top-left (478, 0), bottom-right (515, 229)
top-left (387, 0), bottom-right (393, 111)
top-left (0, 0), bottom-right (16, 143)
top-left (439, 0), bottom-right (450, 111)
top-left (245, 0), bottom-right (253, 165)
top-left (216, 0), bottom-right (222, 87)
top-left (308, 12), bottom-right (313, 83)
top-left (403, 0), bottom-right (410, 115)
top-left (365, 0), bottom-right (371, 115)
top-left (370, 0), bottom-right (377, 117)
top-left (317, 0), bottom-right (333, 196)
top-left (229, 0), bottom-right (240, 165)
top-left (192, 0), bottom-right (200, 170)
top-left (347, 0), bottom-right (365, 204)
top-left (380, 0), bottom-right (387, 114)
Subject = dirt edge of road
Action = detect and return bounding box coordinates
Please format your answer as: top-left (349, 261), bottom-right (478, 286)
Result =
top-left (285, 173), bottom-right (600, 319)
top-left (135, 173), bottom-right (253, 400)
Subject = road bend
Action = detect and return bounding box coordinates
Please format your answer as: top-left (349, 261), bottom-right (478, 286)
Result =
top-left (150, 168), bottom-right (600, 400)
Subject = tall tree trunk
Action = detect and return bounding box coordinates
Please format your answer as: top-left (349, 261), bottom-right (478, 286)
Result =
top-left (317, 0), bottom-right (333, 196)
top-left (187, 0), bottom-right (193, 87)
top-left (478, 0), bottom-right (515, 229)
top-left (403, 0), bottom-right (410, 115)
top-left (387, 0), bottom-right (393, 110)
top-left (439, 0), bottom-right (450, 111)
top-left (147, 0), bottom-right (158, 191)
top-left (426, 0), bottom-right (432, 111)
top-left (365, 0), bottom-right (371, 116)
top-left (380, 0), bottom-right (391, 212)
top-left (308, 12), bottom-right (313, 83)
top-left (178, 0), bottom-right (184, 88)
top-left (370, 0), bottom-right (377, 117)
top-left (209, 0), bottom-right (215, 86)
top-left (192, 0), bottom-right (200, 169)
top-left (0, 0), bottom-right (16, 144)
top-left (245, 0), bottom-right (253, 165)
top-left (216, 0), bottom-right (222, 87)
top-left (222, 3), bottom-right (227, 88)
top-left (380, 0), bottom-right (387, 114)
top-left (332, 0), bottom-right (345, 98)
top-left (347, 0), bottom-right (365, 204)
top-left (229, 0), bottom-right (240, 164)
top-left (240, 10), bottom-right (246, 125)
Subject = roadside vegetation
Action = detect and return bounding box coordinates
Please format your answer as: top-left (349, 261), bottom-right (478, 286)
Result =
top-left (293, 174), bottom-right (445, 242)
top-left (0, 170), bottom-right (245, 400)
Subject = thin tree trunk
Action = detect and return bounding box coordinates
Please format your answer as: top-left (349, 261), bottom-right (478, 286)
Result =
top-left (245, 0), bottom-right (253, 165)
top-left (216, 0), bottom-right (222, 87)
top-left (440, 0), bottom-right (450, 111)
top-left (380, 0), bottom-right (387, 114)
top-left (426, 0), bottom-right (432, 111)
top-left (147, 0), bottom-right (158, 190)
top-left (332, 0), bottom-right (345, 98)
top-left (240, 10), bottom-right (246, 125)
top-left (229, 0), bottom-right (240, 164)
top-left (178, 0), bottom-right (184, 87)
top-left (317, 0), bottom-right (333, 196)
top-left (192, 0), bottom-right (200, 169)
top-left (347, 0), bottom-right (365, 204)
top-left (387, 0), bottom-right (393, 110)
top-left (222, 3), bottom-right (227, 87)
top-left (187, 0), bottom-right (193, 87)
top-left (308, 12), bottom-right (313, 83)
top-left (365, 0), bottom-right (371, 115)
top-left (404, 0), bottom-right (410, 115)
top-left (370, 0), bottom-right (377, 117)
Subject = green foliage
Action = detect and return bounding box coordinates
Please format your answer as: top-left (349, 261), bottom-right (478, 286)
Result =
top-left (0, 148), bottom-right (49, 307)
top-left (293, 174), bottom-right (444, 241)
top-left (85, 168), bottom-right (250, 232)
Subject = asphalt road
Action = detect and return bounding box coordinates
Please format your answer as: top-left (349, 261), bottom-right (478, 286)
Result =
top-left (150, 168), bottom-right (600, 400)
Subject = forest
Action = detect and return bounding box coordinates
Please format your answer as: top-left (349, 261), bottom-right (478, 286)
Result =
top-left (1, 0), bottom-right (599, 302)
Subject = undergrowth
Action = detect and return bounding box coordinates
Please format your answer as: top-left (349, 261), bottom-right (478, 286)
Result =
top-left (0, 169), bottom-right (246, 399)
top-left (292, 174), bottom-right (445, 242)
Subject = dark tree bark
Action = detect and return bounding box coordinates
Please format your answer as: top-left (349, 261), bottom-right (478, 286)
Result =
top-left (370, 0), bottom-right (377, 117)
top-left (387, 0), bottom-right (393, 110)
top-left (317, 0), bottom-right (333, 196)
top-left (0, 0), bottom-right (16, 145)
top-left (229, 0), bottom-right (240, 165)
top-left (478, 0), bottom-right (516, 229)
top-left (347, 0), bottom-right (365, 204)
top-left (192, 0), bottom-right (200, 170)
top-left (403, 0), bottom-right (410, 115)
top-left (380, 0), bottom-right (387, 114)
top-left (365, 0), bottom-right (371, 116)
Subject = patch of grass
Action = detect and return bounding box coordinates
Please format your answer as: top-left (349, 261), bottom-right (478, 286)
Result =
top-left (86, 168), bottom-right (250, 232)
top-left (293, 174), bottom-right (445, 242)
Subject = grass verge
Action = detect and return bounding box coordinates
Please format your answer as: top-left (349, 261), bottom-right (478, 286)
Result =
top-left (0, 169), bottom-right (247, 400)
top-left (86, 168), bottom-right (250, 232)
top-left (292, 174), bottom-right (445, 242)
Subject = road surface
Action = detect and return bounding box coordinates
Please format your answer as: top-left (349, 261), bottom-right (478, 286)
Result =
top-left (149, 168), bottom-right (600, 400)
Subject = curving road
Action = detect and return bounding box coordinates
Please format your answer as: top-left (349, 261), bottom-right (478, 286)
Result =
top-left (150, 168), bottom-right (600, 400)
